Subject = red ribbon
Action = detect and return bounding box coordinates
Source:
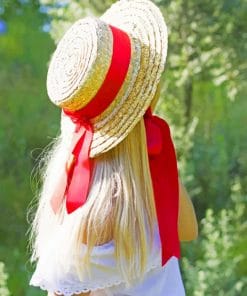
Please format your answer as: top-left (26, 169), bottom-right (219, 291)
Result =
top-left (144, 108), bottom-right (180, 264)
top-left (63, 112), bottom-right (93, 214)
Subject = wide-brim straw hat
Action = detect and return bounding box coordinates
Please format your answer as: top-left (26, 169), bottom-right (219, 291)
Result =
top-left (47, 0), bottom-right (168, 157)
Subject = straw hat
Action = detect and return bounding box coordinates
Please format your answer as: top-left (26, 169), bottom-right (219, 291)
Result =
top-left (47, 0), bottom-right (168, 157)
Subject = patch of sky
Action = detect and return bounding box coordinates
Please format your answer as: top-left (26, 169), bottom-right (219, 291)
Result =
top-left (0, 19), bottom-right (7, 34)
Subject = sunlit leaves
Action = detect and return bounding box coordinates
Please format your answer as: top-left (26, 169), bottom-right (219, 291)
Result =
top-left (0, 263), bottom-right (9, 296)
top-left (182, 187), bottom-right (247, 295)
top-left (159, 0), bottom-right (246, 100)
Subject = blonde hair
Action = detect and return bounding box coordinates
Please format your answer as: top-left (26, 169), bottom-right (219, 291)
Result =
top-left (29, 116), bottom-right (157, 283)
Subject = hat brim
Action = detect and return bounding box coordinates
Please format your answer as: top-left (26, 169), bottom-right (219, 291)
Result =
top-left (89, 0), bottom-right (168, 157)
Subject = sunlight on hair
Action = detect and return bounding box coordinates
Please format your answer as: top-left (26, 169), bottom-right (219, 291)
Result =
top-left (29, 116), bottom-right (157, 284)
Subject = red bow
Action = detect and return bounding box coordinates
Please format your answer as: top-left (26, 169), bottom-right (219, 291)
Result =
top-left (63, 110), bottom-right (93, 214)
top-left (50, 110), bottom-right (93, 214)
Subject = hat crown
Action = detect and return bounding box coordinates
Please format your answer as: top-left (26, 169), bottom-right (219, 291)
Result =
top-left (47, 17), bottom-right (114, 111)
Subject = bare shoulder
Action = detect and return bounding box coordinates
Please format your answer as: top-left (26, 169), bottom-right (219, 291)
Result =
top-left (178, 179), bottom-right (198, 241)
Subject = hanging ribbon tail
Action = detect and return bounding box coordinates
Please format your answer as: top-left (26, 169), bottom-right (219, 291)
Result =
top-left (66, 124), bottom-right (93, 214)
top-left (144, 108), bottom-right (180, 266)
top-left (144, 109), bottom-right (163, 155)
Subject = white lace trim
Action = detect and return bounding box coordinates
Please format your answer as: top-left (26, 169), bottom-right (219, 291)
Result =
top-left (30, 262), bottom-right (161, 295)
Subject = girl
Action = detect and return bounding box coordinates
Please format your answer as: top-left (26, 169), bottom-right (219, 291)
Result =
top-left (29, 1), bottom-right (198, 295)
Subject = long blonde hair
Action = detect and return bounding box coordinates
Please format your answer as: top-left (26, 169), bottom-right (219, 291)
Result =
top-left (30, 116), bottom-right (157, 283)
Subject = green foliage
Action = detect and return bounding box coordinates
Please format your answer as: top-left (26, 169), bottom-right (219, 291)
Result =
top-left (39, 0), bottom-right (115, 43)
top-left (0, 2), bottom-right (56, 295)
top-left (188, 84), bottom-right (247, 213)
top-left (155, 0), bottom-right (247, 102)
top-left (0, 262), bottom-right (10, 296)
top-left (182, 181), bottom-right (247, 295)
top-left (0, 0), bottom-right (41, 20)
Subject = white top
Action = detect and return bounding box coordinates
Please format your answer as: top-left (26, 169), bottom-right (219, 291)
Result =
top-left (30, 227), bottom-right (185, 295)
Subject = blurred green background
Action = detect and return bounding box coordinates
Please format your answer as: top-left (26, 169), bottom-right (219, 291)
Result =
top-left (0, 0), bottom-right (246, 295)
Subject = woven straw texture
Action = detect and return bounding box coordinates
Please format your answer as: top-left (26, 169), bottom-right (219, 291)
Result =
top-left (47, 0), bottom-right (168, 157)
